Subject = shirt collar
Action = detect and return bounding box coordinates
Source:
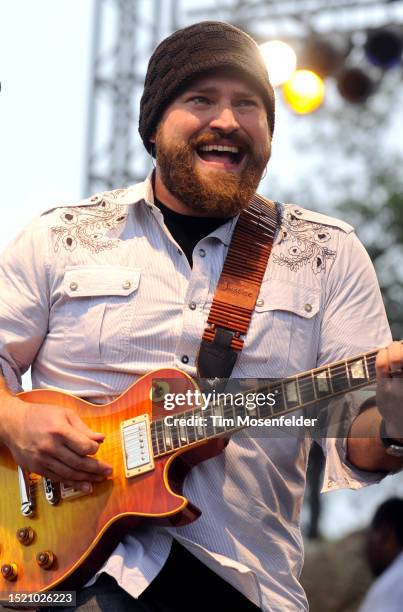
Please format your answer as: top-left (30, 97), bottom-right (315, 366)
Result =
top-left (124, 173), bottom-right (237, 246)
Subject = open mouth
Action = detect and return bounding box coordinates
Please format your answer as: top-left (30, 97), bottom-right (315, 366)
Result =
top-left (196, 144), bottom-right (246, 168)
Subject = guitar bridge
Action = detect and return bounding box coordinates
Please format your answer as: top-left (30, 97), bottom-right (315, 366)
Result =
top-left (121, 414), bottom-right (154, 478)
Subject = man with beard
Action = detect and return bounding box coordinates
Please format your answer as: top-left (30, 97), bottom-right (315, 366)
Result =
top-left (0, 21), bottom-right (402, 612)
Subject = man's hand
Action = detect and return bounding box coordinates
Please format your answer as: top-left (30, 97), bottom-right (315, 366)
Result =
top-left (376, 340), bottom-right (403, 440)
top-left (0, 395), bottom-right (112, 493)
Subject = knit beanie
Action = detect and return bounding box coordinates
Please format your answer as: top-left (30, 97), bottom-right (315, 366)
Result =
top-left (139, 21), bottom-right (275, 154)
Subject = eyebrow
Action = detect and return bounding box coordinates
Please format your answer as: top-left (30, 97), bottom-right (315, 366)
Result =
top-left (184, 85), bottom-right (260, 99)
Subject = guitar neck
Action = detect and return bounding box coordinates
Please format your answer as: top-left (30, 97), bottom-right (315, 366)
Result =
top-left (150, 349), bottom-right (378, 457)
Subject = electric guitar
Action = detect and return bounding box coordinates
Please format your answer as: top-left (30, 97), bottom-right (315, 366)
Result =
top-left (0, 347), bottom-right (380, 595)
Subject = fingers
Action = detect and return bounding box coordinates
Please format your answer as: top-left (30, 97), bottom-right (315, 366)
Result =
top-left (65, 411), bottom-right (105, 455)
top-left (376, 341), bottom-right (403, 378)
top-left (37, 454), bottom-right (111, 484)
top-left (57, 444), bottom-right (112, 478)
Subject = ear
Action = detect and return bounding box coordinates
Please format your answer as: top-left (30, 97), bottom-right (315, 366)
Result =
top-left (149, 133), bottom-right (156, 144)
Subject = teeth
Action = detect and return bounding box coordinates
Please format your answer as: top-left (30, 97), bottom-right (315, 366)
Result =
top-left (199, 145), bottom-right (239, 153)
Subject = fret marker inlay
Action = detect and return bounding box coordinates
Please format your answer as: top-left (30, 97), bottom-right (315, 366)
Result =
top-left (350, 359), bottom-right (365, 379)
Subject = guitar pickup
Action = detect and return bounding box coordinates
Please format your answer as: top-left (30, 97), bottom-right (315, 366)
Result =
top-left (121, 414), bottom-right (154, 478)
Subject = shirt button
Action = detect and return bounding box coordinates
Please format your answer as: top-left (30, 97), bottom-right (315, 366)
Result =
top-left (69, 282), bottom-right (78, 291)
top-left (199, 248), bottom-right (206, 258)
top-left (122, 280), bottom-right (132, 290)
top-left (189, 302), bottom-right (197, 310)
top-left (181, 355), bottom-right (189, 364)
top-left (304, 303), bottom-right (312, 313)
top-left (256, 298), bottom-right (264, 307)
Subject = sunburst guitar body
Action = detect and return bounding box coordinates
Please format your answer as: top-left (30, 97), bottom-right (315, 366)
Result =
top-left (0, 368), bottom-right (227, 595)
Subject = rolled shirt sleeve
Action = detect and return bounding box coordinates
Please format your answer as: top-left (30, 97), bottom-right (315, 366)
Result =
top-left (317, 231), bottom-right (392, 492)
top-left (0, 218), bottom-right (50, 392)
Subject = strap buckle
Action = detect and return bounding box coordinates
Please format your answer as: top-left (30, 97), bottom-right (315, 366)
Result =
top-left (197, 327), bottom-right (239, 379)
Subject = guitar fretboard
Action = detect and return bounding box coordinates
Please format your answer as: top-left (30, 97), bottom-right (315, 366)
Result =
top-left (150, 349), bottom-right (378, 458)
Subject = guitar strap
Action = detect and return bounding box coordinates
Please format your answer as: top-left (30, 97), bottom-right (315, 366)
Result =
top-left (197, 194), bottom-right (279, 379)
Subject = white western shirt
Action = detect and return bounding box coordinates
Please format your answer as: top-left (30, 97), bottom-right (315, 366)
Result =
top-left (0, 176), bottom-right (392, 611)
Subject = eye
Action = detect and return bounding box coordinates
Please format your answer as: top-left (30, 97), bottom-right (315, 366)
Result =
top-left (236, 99), bottom-right (258, 108)
top-left (188, 95), bottom-right (212, 105)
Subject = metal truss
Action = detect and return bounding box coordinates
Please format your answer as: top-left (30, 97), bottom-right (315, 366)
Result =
top-left (84, 0), bottom-right (179, 195)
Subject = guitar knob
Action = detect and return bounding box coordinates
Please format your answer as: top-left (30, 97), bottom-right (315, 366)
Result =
top-left (36, 550), bottom-right (55, 569)
top-left (1, 563), bottom-right (18, 581)
top-left (16, 527), bottom-right (34, 545)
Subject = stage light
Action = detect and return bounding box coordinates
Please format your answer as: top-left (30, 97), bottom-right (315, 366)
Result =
top-left (364, 28), bottom-right (403, 69)
top-left (298, 37), bottom-right (346, 77)
top-left (336, 67), bottom-right (375, 103)
top-left (282, 70), bottom-right (325, 114)
top-left (259, 40), bottom-right (297, 87)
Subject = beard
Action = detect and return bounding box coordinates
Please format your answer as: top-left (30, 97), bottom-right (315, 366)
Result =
top-left (154, 125), bottom-right (271, 217)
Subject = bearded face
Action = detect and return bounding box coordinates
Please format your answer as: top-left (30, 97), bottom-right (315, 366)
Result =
top-left (152, 73), bottom-right (272, 217)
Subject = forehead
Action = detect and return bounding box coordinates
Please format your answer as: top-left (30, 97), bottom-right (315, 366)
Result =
top-left (178, 68), bottom-right (263, 99)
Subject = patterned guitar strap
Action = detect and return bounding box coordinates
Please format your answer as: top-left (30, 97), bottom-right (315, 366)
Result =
top-left (197, 194), bottom-right (279, 380)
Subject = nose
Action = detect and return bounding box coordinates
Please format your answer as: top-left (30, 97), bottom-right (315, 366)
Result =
top-left (209, 105), bottom-right (240, 134)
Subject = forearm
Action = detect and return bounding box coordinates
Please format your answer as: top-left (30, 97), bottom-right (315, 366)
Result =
top-left (0, 374), bottom-right (23, 445)
top-left (347, 405), bottom-right (403, 472)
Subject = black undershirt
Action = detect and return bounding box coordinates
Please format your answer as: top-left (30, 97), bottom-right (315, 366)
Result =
top-left (154, 198), bottom-right (230, 266)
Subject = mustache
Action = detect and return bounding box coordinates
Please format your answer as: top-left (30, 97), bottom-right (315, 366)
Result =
top-left (189, 132), bottom-right (252, 152)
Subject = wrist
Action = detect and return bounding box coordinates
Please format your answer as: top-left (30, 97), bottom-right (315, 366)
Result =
top-left (381, 418), bottom-right (403, 444)
top-left (380, 418), bottom-right (403, 456)
top-left (0, 388), bottom-right (24, 444)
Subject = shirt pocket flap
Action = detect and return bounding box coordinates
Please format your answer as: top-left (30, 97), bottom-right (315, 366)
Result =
top-left (63, 265), bottom-right (141, 297)
top-left (255, 279), bottom-right (320, 318)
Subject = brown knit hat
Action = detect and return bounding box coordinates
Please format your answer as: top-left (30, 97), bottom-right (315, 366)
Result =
top-left (139, 21), bottom-right (275, 154)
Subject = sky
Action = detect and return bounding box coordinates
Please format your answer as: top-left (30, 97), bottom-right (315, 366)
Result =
top-left (1, 0), bottom-right (403, 539)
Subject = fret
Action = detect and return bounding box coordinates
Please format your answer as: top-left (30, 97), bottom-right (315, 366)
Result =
top-left (348, 357), bottom-right (368, 387)
top-left (151, 422), bottom-right (159, 457)
top-left (258, 385), bottom-right (274, 418)
top-left (284, 379), bottom-right (299, 409)
top-left (224, 399), bottom-right (237, 424)
top-left (194, 408), bottom-right (207, 441)
top-left (327, 366), bottom-right (334, 394)
top-left (164, 421), bottom-right (173, 451)
top-left (229, 395), bottom-right (239, 424)
top-left (204, 406), bottom-right (216, 438)
top-left (314, 368), bottom-right (331, 397)
top-left (156, 419), bottom-right (166, 454)
top-left (330, 361), bottom-right (348, 393)
top-left (178, 420), bottom-right (188, 446)
top-left (170, 420), bottom-right (181, 449)
top-left (272, 382), bottom-right (286, 414)
top-left (234, 397), bottom-right (247, 420)
top-left (365, 354), bottom-right (376, 380)
top-left (210, 401), bottom-right (226, 435)
top-left (186, 413), bottom-right (197, 444)
top-left (298, 373), bottom-right (317, 405)
top-left (345, 360), bottom-right (352, 389)
top-left (311, 371), bottom-right (318, 400)
top-left (244, 394), bottom-right (258, 419)
top-left (364, 354), bottom-right (371, 380)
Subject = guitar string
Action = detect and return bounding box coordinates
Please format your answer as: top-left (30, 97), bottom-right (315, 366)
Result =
top-left (26, 365), bottom-right (380, 494)
top-left (23, 353), bottom-right (380, 493)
